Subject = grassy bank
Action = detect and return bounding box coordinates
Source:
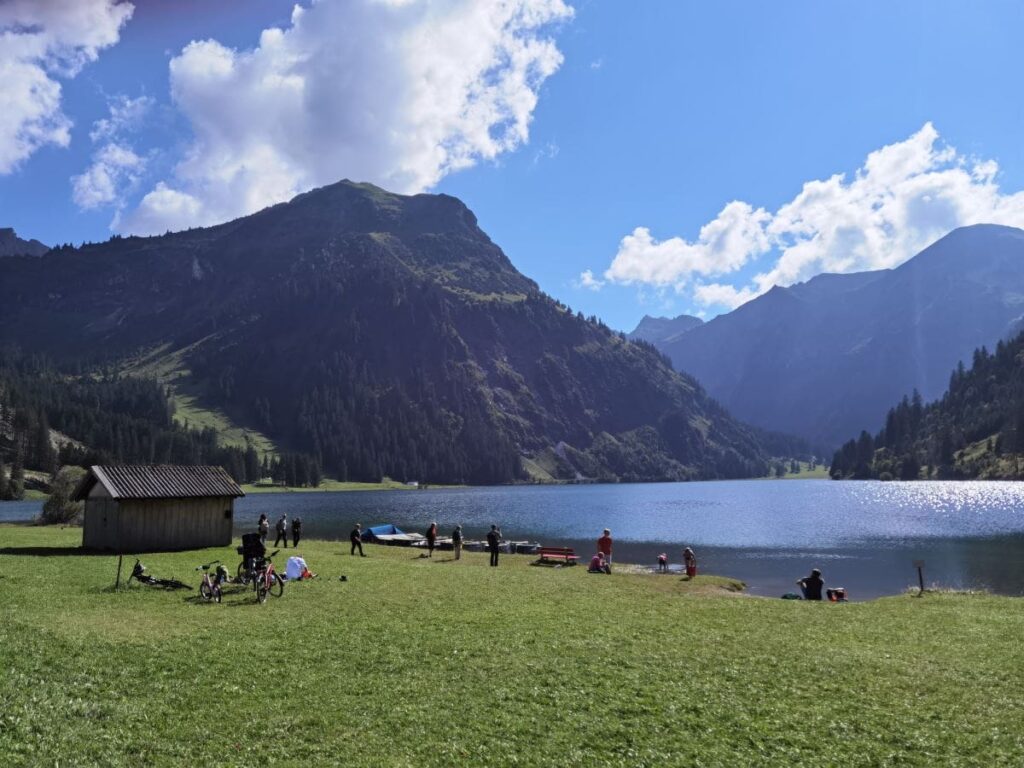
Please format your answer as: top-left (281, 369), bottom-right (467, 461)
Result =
top-left (240, 478), bottom-right (454, 494)
top-left (1, 525), bottom-right (1022, 766)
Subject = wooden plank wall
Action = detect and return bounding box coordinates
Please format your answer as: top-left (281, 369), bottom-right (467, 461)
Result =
top-left (83, 496), bottom-right (234, 552)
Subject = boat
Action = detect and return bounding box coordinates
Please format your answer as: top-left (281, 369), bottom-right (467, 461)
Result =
top-left (361, 524), bottom-right (426, 546)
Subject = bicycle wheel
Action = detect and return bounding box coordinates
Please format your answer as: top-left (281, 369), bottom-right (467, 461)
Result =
top-left (236, 561), bottom-right (249, 584)
top-left (200, 581), bottom-right (213, 601)
top-left (213, 584), bottom-right (222, 603)
top-left (256, 579), bottom-right (269, 604)
top-left (269, 572), bottom-right (284, 598)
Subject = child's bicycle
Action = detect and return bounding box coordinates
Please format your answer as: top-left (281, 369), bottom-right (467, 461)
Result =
top-left (128, 559), bottom-right (191, 590)
top-left (196, 560), bottom-right (229, 602)
top-left (253, 550), bottom-right (285, 603)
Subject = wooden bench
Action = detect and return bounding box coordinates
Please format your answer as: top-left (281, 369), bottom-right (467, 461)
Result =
top-left (536, 546), bottom-right (579, 565)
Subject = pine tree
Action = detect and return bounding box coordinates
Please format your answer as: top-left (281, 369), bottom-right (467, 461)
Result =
top-left (0, 456), bottom-right (8, 501)
top-left (10, 448), bottom-right (25, 501)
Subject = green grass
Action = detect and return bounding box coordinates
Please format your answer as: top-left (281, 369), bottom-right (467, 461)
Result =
top-left (777, 462), bottom-right (831, 479)
top-left (2, 525), bottom-right (1023, 766)
top-left (123, 344), bottom-right (277, 455)
top-left (240, 477), bottom-right (430, 494)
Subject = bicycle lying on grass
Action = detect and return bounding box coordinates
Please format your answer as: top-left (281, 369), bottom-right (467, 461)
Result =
top-left (128, 559), bottom-right (191, 590)
top-left (196, 560), bottom-right (229, 602)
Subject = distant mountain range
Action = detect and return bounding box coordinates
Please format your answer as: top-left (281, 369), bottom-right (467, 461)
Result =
top-left (627, 314), bottom-right (703, 346)
top-left (0, 181), bottom-right (799, 484)
top-left (637, 224), bottom-right (1024, 447)
top-left (0, 228), bottom-right (48, 258)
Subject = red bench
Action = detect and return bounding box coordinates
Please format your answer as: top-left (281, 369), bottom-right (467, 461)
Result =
top-left (537, 546), bottom-right (579, 565)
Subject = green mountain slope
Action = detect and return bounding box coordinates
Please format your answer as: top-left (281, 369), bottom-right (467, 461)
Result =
top-left (830, 331), bottom-right (1024, 480)
top-left (0, 181), bottom-right (795, 484)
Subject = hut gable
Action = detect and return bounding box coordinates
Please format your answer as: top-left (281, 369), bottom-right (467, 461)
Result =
top-left (74, 465), bottom-right (244, 501)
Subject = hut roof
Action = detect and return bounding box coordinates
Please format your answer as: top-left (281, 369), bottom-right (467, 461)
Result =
top-left (73, 465), bottom-right (245, 501)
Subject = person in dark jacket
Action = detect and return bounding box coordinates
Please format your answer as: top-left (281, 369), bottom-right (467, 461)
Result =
top-left (797, 568), bottom-right (824, 600)
top-left (426, 521), bottom-right (438, 558)
top-left (274, 514), bottom-right (288, 548)
top-left (292, 517), bottom-right (302, 548)
top-left (350, 523), bottom-right (365, 557)
top-left (258, 514), bottom-right (269, 544)
top-left (486, 524), bottom-right (501, 567)
top-left (452, 525), bottom-right (463, 561)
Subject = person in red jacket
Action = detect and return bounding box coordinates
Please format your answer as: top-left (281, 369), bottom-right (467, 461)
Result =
top-left (597, 528), bottom-right (613, 564)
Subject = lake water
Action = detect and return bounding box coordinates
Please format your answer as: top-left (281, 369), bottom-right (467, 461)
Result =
top-left (4, 480), bottom-right (1024, 600)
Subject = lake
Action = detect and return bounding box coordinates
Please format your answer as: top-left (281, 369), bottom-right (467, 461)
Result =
top-left (4, 479), bottom-right (1024, 599)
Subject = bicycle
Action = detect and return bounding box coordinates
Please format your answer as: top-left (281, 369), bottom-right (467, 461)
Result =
top-left (253, 550), bottom-right (285, 603)
top-left (196, 560), bottom-right (228, 602)
top-left (128, 559), bottom-right (192, 591)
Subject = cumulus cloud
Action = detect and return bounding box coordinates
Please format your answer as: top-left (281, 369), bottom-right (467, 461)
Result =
top-left (576, 269), bottom-right (604, 291)
top-left (121, 0), bottom-right (573, 235)
top-left (596, 123), bottom-right (1024, 310)
top-left (72, 142), bottom-right (144, 209)
top-left (71, 94), bottom-right (152, 211)
top-left (0, 0), bottom-right (133, 174)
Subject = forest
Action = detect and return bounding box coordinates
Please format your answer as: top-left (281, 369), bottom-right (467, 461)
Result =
top-left (829, 331), bottom-right (1024, 480)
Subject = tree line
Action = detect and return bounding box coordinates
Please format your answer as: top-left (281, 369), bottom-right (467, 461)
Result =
top-left (830, 332), bottom-right (1024, 480)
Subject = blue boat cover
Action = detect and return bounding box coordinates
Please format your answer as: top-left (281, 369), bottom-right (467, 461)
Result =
top-left (363, 524), bottom-right (404, 540)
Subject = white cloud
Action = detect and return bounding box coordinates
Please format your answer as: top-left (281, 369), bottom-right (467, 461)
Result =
top-left (71, 94), bottom-right (152, 212)
top-left (691, 282), bottom-right (759, 311)
top-left (576, 269), bottom-right (604, 291)
top-left (121, 0), bottom-right (573, 235)
top-left (604, 201), bottom-right (770, 286)
top-left (71, 142), bottom-right (144, 209)
top-left (89, 93), bottom-right (152, 142)
top-left (597, 123), bottom-right (1024, 310)
top-left (0, 0), bottom-right (133, 174)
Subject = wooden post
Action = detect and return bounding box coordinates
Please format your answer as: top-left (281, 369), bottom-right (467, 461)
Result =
top-left (115, 553), bottom-right (123, 589)
top-left (913, 559), bottom-right (925, 595)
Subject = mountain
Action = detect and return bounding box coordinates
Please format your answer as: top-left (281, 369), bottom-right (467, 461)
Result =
top-left (0, 227), bottom-right (48, 258)
top-left (830, 331), bottom-right (1024, 480)
top-left (627, 314), bottom-right (703, 345)
top-left (0, 180), bottom-right (792, 484)
top-left (657, 224), bottom-right (1024, 447)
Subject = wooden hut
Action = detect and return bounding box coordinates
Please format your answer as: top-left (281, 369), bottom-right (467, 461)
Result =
top-left (74, 465), bottom-right (244, 552)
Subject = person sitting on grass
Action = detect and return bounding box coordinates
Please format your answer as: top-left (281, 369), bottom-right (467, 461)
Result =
top-left (588, 552), bottom-right (611, 574)
top-left (797, 568), bottom-right (824, 600)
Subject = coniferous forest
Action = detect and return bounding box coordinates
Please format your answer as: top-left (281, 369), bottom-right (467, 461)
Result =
top-left (829, 331), bottom-right (1024, 480)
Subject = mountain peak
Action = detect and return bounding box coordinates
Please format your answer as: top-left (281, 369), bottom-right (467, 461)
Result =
top-left (628, 313), bottom-right (703, 345)
top-left (0, 227), bottom-right (48, 258)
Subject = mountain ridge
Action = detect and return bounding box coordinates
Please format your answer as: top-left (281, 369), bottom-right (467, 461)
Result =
top-left (0, 180), bottom-right (797, 484)
top-left (656, 224), bottom-right (1024, 447)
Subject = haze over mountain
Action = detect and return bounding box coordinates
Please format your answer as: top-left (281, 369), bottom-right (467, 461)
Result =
top-left (0, 228), bottom-right (48, 258)
top-left (651, 224), bottom-right (1024, 447)
top-left (0, 181), bottom-right (798, 484)
top-left (627, 314), bottom-right (703, 346)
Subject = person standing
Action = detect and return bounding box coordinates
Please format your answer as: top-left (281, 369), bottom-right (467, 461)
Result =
top-left (486, 524), bottom-right (501, 567)
top-left (275, 514), bottom-right (288, 548)
top-left (426, 521), bottom-right (438, 558)
top-left (452, 525), bottom-right (463, 561)
top-left (258, 514), bottom-right (269, 544)
top-left (797, 568), bottom-right (824, 600)
top-left (683, 547), bottom-right (697, 578)
top-left (350, 523), bottom-right (365, 557)
top-left (292, 517), bottom-right (302, 548)
top-left (597, 528), bottom-right (613, 564)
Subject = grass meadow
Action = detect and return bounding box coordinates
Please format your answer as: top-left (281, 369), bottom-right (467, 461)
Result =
top-left (1, 525), bottom-right (1022, 766)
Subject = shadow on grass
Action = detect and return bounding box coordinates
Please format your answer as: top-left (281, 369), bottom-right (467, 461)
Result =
top-left (0, 545), bottom-right (105, 557)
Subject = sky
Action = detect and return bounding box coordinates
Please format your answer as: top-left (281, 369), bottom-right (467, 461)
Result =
top-left (3, 0), bottom-right (1024, 331)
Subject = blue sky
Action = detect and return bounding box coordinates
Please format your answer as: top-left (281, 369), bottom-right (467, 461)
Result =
top-left (3, 1), bottom-right (1024, 331)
